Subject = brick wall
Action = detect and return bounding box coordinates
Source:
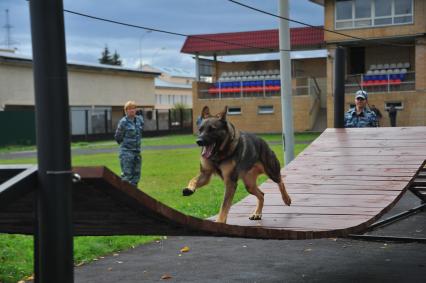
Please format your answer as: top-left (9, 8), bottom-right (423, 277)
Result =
top-left (192, 94), bottom-right (317, 134)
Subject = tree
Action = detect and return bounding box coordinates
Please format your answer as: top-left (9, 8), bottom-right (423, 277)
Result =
top-left (99, 45), bottom-right (112, 64)
top-left (111, 50), bottom-right (122, 66)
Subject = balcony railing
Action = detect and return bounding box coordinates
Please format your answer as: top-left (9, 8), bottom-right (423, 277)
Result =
top-left (198, 77), bottom-right (321, 100)
top-left (345, 72), bottom-right (415, 94)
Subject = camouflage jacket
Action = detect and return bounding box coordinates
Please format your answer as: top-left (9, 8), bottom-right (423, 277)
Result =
top-left (114, 115), bottom-right (144, 152)
top-left (344, 108), bottom-right (378, 128)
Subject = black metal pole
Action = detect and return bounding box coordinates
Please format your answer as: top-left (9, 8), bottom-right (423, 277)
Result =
top-left (85, 109), bottom-right (89, 141)
top-left (29, 0), bottom-right (74, 282)
top-left (104, 109), bottom-right (108, 133)
top-left (156, 109), bottom-right (159, 131)
top-left (334, 46), bottom-right (346, 128)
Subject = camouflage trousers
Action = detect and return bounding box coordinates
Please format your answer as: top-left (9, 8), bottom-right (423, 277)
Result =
top-left (119, 151), bottom-right (142, 186)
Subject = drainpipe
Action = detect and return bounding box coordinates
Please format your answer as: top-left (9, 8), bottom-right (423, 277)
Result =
top-left (195, 54), bottom-right (200, 82)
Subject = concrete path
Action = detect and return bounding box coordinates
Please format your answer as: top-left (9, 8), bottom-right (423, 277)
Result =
top-left (0, 144), bottom-right (198, 160)
top-left (73, 191), bottom-right (426, 283)
top-left (0, 141), bottom-right (312, 160)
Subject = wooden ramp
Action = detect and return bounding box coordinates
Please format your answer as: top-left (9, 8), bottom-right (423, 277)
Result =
top-left (0, 127), bottom-right (425, 240)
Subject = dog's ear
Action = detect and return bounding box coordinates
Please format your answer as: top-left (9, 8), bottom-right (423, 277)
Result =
top-left (216, 106), bottom-right (228, 121)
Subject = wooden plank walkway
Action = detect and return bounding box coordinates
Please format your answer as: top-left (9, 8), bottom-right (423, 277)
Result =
top-left (225, 127), bottom-right (426, 236)
top-left (0, 127), bottom-right (425, 239)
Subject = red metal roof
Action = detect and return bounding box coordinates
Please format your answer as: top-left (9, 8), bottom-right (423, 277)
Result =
top-left (181, 26), bottom-right (324, 56)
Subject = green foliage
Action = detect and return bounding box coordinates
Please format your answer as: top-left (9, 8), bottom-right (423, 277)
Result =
top-left (111, 50), bottom-right (122, 66)
top-left (99, 46), bottom-right (122, 66)
top-left (172, 103), bottom-right (189, 110)
top-left (98, 45), bottom-right (112, 64)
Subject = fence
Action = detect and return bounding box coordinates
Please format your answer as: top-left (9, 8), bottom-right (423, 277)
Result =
top-left (197, 77), bottom-right (320, 99)
top-left (0, 109), bottom-right (193, 146)
top-left (345, 72), bottom-right (415, 94)
top-left (0, 111), bottom-right (36, 146)
top-left (72, 108), bottom-right (193, 140)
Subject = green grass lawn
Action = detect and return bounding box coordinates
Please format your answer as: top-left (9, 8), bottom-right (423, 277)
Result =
top-left (0, 132), bottom-right (320, 153)
top-left (0, 135), bottom-right (314, 282)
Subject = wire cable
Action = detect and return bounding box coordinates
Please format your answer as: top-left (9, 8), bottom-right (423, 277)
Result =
top-left (227, 0), bottom-right (414, 48)
top-left (64, 9), bottom-right (292, 52)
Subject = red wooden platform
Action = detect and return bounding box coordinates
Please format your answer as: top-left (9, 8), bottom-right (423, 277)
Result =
top-left (1, 127), bottom-right (425, 239)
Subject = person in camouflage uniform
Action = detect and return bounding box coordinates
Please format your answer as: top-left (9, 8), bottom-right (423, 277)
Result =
top-left (344, 90), bottom-right (378, 128)
top-left (114, 101), bottom-right (144, 186)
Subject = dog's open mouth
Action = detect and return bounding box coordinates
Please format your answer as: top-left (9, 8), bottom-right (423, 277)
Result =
top-left (201, 143), bottom-right (215, 159)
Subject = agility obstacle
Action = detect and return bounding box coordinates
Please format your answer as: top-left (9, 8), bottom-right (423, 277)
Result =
top-left (1, 126), bottom-right (425, 240)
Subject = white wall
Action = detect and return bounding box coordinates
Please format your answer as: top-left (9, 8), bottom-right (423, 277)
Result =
top-left (0, 62), bottom-right (156, 109)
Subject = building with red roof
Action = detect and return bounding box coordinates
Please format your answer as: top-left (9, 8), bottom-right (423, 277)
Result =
top-left (181, 26), bottom-right (325, 56)
top-left (181, 27), bottom-right (328, 133)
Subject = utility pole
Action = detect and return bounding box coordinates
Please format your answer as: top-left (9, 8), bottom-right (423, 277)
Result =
top-left (3, 9), bottom-right (13, 49)
top-left (279, 0), bottom-right (294, 166)
top-left (29, 0), bottom-right (74, 281)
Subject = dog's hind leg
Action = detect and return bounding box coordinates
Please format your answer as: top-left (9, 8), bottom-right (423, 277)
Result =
top-left (278, 181), bottom-right (291, 206)
top-left (261, 149), bottom-right (291, 206)
top-left (242, 164), bottom-right (265, 220)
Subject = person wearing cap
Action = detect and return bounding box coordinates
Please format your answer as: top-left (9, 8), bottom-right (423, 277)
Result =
top-left (114, 101), bottom-right (144, 186)
top-left (344, 90), bottom-right (378, 128)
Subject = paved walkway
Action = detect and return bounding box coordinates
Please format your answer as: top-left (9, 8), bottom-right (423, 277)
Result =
top-left (0, 141), bottom-right (311, 160)
top-left (0, 144), bottom-right (197, 160)
top-left (72, 191), bottom-right (425, 283)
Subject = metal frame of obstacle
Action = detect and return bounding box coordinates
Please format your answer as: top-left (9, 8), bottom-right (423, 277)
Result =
top-left (349, 169), bottom-right (426, 243)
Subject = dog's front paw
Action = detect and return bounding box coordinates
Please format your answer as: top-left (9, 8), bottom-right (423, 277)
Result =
top-left (249, 214), bottom-right (262, 220)
top-left (182, 188), bottom-right (194, 196)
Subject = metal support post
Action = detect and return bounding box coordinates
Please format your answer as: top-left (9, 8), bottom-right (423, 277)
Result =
top-left (29, 0), bottom-right (74, 281)
top-left (334, 47), bottom-right (346, 128)
top-left (279, 0), bottom-right (294, 165)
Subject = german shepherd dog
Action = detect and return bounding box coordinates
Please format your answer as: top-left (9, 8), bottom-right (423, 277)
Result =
top-left (183, 107), bottom-right (291, 223)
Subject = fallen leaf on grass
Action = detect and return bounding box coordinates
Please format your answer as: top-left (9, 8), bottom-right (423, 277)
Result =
top-left (180, 246), bottom-right (190, 253)
top-left (161, 274), bottom-right (172, 280)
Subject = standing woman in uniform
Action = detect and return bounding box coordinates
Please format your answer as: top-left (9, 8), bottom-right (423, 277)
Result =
top-left (114, 101), bottom-right (144, 186)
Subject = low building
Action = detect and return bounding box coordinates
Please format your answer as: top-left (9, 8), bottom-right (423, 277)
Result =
top-left (0, 51), bottom-right (160, 136)
top-left (142, 65), bottom-right (195, 109)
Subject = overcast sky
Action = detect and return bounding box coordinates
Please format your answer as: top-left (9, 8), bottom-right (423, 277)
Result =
top-left (0, 0), bottom-right (323, 71)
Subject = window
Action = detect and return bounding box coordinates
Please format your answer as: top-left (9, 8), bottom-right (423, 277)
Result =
top-left (258, 105), bottom-right (274, 114)
top-left (227, 107), bottom-right (241, 115)
top-left (336, 0), bottom-right (352, 20)
top-left (335, 0), bottom-right (413, 29)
